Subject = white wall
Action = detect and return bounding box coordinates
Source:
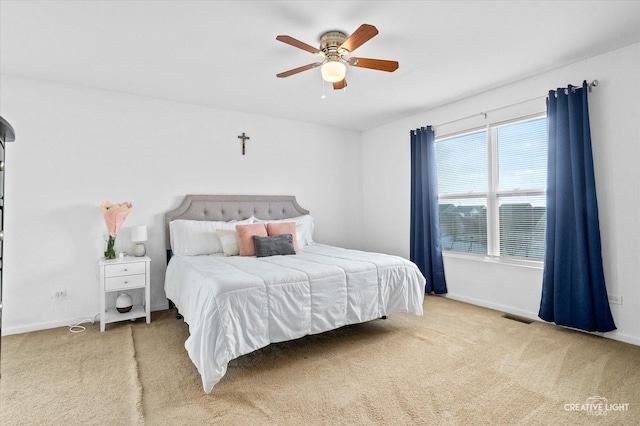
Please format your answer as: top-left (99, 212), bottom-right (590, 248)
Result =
top-left (3, 43), bottom-right (639, 346)
top-left (0, 76), bottom-right (362, 335)
top-left (362, 43), bottom-right (640, 345)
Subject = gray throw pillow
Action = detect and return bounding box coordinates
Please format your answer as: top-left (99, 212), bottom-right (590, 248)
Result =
top-left (253, 234), bottom-right (296, 257)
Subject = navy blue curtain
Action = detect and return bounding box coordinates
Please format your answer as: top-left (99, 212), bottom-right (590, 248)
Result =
top-left (410, 126), bottom-right (447, 294)
top-left (538, 81), bottom-right (615, 332)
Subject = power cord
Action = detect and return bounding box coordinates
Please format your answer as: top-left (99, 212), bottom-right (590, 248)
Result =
top-left (68, 318), bottom-right (93, 333)
top-left (68, 313), bottom-right (100, 333)
top-left (50, 294), bottom-right (100, 333)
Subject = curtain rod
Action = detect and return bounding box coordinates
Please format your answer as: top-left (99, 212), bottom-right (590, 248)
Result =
top-left (432, 80), bottom-right (598, 130)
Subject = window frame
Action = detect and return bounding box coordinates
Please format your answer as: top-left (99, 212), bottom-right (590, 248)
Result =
top-left (436, 112), bottom-right (547, 266)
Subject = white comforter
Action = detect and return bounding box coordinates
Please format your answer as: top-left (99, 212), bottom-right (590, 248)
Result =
top-left (164, 244), bottom-right (425, 393)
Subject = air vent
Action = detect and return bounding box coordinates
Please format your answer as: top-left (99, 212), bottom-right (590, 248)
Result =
top-left (501, 314), bottom-right (533, 324)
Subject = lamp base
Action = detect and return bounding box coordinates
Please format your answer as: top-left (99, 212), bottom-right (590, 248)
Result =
top-left (133, 243), bottom-right (146, 257)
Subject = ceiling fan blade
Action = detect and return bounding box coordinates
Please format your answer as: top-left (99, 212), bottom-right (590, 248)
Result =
top-left (276, 62), bottom-right (322, 78)
top-left (348, 57), bottom-right (399, 72)
top-left (276, 35), bottom-right (322, 55)
top-left (333, 79), bottom-right (347, 90)
top-left (339, 24), bottom-right (378, 53)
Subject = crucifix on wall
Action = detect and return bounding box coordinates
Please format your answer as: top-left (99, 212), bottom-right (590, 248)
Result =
top-left (237, 132), bottom-right (250, 155)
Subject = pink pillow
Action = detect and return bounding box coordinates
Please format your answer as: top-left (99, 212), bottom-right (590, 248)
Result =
top-left (236, 223), bottom-right (268, 256)
top-left (267, 222), bottom-right (298, 251)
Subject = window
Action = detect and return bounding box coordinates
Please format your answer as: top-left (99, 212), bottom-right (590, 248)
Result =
top-left (435, 115), bottom-right (547, 260)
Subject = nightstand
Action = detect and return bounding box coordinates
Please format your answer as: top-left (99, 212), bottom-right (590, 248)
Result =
top-left (98, 255), bottom-right (151, 332)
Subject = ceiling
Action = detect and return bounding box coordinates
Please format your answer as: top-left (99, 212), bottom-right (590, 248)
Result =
top-left (1, 1), bottom-right (639, 132)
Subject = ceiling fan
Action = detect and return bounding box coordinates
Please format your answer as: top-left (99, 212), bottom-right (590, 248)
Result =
top-left (276, 24), bottom-right (399, 90)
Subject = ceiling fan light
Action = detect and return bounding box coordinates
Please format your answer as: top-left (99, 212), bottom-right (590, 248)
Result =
top-left (321, 61), bottom-right (346, 83)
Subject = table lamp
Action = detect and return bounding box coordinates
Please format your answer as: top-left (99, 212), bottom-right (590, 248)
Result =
top-left (131, 225), bottom-right (148, 257)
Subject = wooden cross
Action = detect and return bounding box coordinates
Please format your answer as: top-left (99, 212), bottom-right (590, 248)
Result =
top-left (237, 132), bottom-right (250, 155)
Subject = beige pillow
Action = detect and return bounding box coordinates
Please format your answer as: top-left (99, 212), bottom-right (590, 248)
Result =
top-left (216, 228), bottom-right (241, 256)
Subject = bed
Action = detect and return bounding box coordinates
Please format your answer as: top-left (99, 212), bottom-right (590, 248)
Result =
top-left (164, 195), bottom-right (426, 393)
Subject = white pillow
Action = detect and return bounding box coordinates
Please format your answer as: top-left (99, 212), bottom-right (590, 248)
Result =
top-left (252, 215), bottom-right (314, 246)
top-left (170, 218), bottom-right (253, 256)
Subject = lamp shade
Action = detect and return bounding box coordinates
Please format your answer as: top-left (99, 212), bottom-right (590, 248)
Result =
top-left (321, 61), bottom-right (346, 83)
top-left (131, 225), bottom-right (148, 242)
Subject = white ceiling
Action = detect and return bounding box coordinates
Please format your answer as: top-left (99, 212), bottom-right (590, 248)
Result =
top-left (1, 1), bottom-right (639, 132)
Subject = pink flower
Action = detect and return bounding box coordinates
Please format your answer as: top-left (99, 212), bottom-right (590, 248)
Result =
top-left (101, 201), bottom-right (133, 237)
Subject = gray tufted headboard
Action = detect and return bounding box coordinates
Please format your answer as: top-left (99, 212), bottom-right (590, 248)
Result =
top-left (164, 194), bottom-right (310, 253)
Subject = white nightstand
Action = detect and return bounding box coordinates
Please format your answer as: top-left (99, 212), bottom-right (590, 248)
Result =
top-left (98, 255), bottom-right (151, 332)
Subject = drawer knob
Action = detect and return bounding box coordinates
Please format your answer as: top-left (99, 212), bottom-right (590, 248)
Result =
top-left (123, 268), bottom-right (128, 272)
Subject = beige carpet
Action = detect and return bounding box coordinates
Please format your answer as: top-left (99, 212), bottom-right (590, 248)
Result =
top-left (1, 322), bottom-right (144, 425)
top-left (2, 296), bottom-right (639, 425)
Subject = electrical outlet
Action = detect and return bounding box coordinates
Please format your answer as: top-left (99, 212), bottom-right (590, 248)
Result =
top-left (51, 289), bottom-right (66, 298)
top-left (608, 294), bottom-right (622, 305)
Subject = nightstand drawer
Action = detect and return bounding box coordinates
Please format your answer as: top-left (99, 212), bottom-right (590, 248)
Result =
top-left (104, 262), bottom-right (146, 278)
top-left (105, 273), bottom-right (146, 291)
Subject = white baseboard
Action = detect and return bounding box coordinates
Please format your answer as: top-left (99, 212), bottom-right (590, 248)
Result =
top-left (444, 293), bottom-right (540, 321)
top-left (444, 293), bottom-right (640, 347)
top-left (2, 302), bottom-right (170, 336)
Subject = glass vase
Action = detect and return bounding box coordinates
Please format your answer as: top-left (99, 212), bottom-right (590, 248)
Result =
top-left (104, 235), bottom-right (116, 260)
